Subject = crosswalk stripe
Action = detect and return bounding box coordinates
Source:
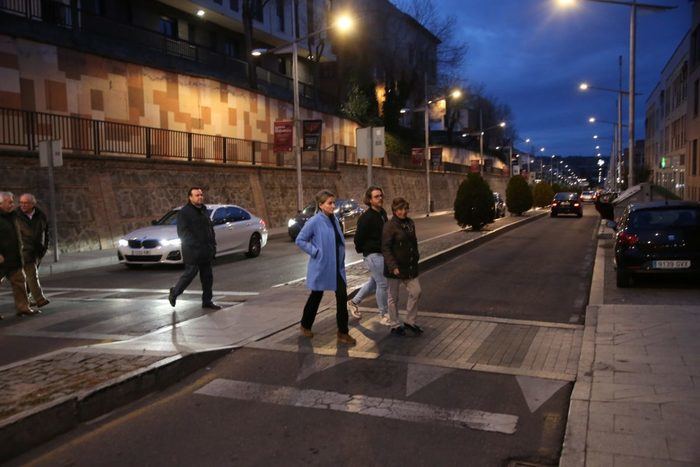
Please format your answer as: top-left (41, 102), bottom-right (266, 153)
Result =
top-left (195, 378), bottom-right (518, 434)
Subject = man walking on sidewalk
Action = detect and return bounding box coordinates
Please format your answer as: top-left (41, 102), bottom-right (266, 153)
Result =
top-left (168, 187), bottom-right (221, 310)
top-left (0, 191), bottom-right (38, 318)
top-left (347, 186), bottom-right (390, 324)
top-left (16, 193), bottom-right (50, 308)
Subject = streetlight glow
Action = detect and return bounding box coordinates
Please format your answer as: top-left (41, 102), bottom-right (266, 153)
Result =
top-left (593, 135), bottom-right (599, 139)
top-left (525, 138), bottom-right (531, 143)
top-left (557, 0), bottom-right (578, 7)
top-left (334, 13), bottom-right (354, 33)
top-left (579, 82), bottom-right (589, 91)
top-left (196, 9), bottom-right (205, 17)
top-left (451, 89), bottom-right (463, 99)
top-left (588, 117), bottom-right (596, 123)
top-left (499, 122), bottom-right (506, 128)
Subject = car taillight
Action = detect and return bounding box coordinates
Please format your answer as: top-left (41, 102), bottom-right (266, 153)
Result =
top-left (552, 201), bottom-right (558, 206)
top-left (617, 231), bottom-right (639, 246)
top-left (574, 203), bottom-right (580, 207)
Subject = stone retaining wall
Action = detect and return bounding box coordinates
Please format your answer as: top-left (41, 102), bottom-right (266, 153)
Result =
top-left (0, 151), bottom-right (508, 253)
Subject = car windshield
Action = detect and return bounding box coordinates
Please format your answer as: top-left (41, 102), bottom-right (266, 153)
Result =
top-left (582, 191), bottom-right (594, 196)
top-left (554, 193), bottom-right (578, 201)
top-left (629, 208), bottom-right (700, 229)
top-left (155, 209), bottom-right (213, 225)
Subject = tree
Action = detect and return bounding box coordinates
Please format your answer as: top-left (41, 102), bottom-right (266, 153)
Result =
top-left (506, 176), bottom-right (533, 215)
top-left (551, 183), bottom-right (563, 194)
top-left (454, 173), bottom-right (495, 231)
top-left (532, 182), bottom-right (554, 208)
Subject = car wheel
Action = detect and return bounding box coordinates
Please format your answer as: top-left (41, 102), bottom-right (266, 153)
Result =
top-left (616, 267), bottom-right (631, 288)
top-left (125, 263), bottom-right (142, 269)
top-left (551, 212), bottom-right (557, 217)
top-left (246, 234), bottom-right (262, 258)
top-left (577, 212), bottom-right (583, 218)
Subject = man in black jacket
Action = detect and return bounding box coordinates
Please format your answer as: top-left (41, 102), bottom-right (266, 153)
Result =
top-left (168, 187), bottom-right (221, 310)
top-left (0, 192), bottom-right (38, 318)
top-left (348, 186), bottom-right (389, 324)
top-left (16, 193), bottom-right (50, 308)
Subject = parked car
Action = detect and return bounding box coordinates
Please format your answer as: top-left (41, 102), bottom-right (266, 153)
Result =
top-left (287, 199), bottom-right (364, 240)
top-left (551, 192), bottom-right (583, 218)
top-left (117, 204), bottom-right (268, 267)
top-left (580, 191), bottom-right (596, 202)
top-left (612, 201), bottom-right (700, 287)
top-left (493, 192), bottom-right (506, 218)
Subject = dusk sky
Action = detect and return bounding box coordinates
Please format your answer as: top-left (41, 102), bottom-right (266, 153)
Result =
top-left (437, 0), bottom-right (692, 157)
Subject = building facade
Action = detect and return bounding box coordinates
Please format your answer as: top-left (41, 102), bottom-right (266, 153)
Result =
top-left (687, 0), bottom-right (700, 201)
top-left (645, 32), bottom-right (689, 199)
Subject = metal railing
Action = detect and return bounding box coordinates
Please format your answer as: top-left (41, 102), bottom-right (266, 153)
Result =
top-left (0, 108), bottom-right (339, 170)
top-left (0, 108), bottom-right (498, 177)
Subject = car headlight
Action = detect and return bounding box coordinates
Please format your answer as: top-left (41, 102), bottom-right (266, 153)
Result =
top-left (160, 238), bottom-right (181, 247)
top-left (118, 239), bottom-right (128, 247)
top-left (287, 219), bottom-right (297, 228)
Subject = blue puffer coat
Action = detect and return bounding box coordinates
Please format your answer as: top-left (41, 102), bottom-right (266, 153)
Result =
top-left (295, 212), bottom-right (346, 291)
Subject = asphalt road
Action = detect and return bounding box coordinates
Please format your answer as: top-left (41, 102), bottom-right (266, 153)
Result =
top-left (13, 206), bottom-right (600, 466)
top-left (41, 212), bottom-right (463, 293)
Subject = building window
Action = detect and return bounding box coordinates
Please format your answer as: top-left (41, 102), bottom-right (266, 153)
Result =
top-left (694, 79), bottom-right (699, 118)
top-left (224, 39), bottom-right (239, 58)
top-left (83, 0), bottom-right (105, 15)
top-left (159, 16), bottom-right (177, 38)
top-left (276, 0), bottom-right (285, 32)
top-left (230, 0), bottom-right (239, 12)
top-left (693, 139), bottom-right (698, 176)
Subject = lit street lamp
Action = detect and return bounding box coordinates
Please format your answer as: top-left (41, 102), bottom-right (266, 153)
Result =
top-left (252, 12), bottom-right (354, 211)
top-left (561, 0), bottom-right (677, 189)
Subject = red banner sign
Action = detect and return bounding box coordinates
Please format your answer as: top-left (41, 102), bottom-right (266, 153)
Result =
top-left (273, 120), bottom-right (293, 152)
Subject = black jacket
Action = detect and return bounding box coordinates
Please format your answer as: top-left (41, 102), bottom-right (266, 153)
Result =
top-left (354, 207), bottom-right (388, 256)
top-left (177, 202), bottom-right (216, 265)
top-left (382, 216), bottom-right (419, 279)
top-left (0, 210), bottom-right (23, 274)
top-left (16, 207), bottom-right (50, 263)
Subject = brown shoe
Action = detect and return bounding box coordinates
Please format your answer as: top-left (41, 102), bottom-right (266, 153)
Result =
top-left (336, 331), bottom-right (356, 346)
top-left (300, 325), bottom-right (313, 338)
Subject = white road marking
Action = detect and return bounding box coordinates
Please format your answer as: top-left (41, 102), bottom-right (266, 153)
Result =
top-left (195, 378), bottom-right (518, 434)
top-left (515, 375), bottom-right (568, 413)
top-left (406, 363), bottom-right (453, 397)
top-left (42, 287), bottom-right (259, 296)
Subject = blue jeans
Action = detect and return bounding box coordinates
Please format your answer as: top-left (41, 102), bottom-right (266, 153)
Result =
top-left (351, 253), bottom-right (388, 316)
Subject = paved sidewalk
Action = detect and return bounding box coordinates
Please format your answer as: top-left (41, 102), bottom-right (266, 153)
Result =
top-left (0, 210), bottom-right (546, 460)
top-left (559, 223), bottom-right (700, 466)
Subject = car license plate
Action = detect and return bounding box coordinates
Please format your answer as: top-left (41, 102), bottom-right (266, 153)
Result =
top-left (131, 250), bottom-right (151, 255)
top-left (652, 260), bottom-right (690, 269)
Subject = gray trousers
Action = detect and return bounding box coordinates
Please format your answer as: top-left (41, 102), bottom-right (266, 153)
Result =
top-left (24, 261), bottom-right (46, 303)
top-left (387, 277), bottom-right (421, 326)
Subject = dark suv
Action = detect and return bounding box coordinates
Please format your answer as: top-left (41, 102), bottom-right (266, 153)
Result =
top-left (287, 199), bottom-right (364, 240)
top-left (613, 201), bottom-right (700, 287)
top-left (551, 192), bottom-right (583, 218)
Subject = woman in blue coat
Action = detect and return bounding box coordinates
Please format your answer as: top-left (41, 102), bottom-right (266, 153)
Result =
top-left (295, 190), bottom-right (356, 346)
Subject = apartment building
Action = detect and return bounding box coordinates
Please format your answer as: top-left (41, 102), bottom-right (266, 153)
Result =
top-left (687, 0), bottom-right (700, 201)
top-left (645, 32), bottom-right (689, 199)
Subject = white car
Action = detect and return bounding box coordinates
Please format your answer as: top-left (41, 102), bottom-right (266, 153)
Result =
top-left (580, 191), bottom-right (596, 202)
top-left (117, 204), bottom-right (268, 267)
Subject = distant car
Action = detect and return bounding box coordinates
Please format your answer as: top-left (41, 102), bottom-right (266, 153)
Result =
top-left (117, 204), bottom-right (268, 267)
top-left (580, 191), bottom-right (596, 202)
top-left (493, 192), bottom-right (506, 218)
top-left (551, 192), bottom-right (583, 218)
top-left (287, 199), bottom-right (364, 240)
top-left (613, 201), bottom-right (700, 287)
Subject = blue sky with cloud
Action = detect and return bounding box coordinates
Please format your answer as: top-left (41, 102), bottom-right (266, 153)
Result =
top-left (436, 0), bottom-right (692, 156)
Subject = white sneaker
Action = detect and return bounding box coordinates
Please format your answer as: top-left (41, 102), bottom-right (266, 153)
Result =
top-left (379, 315), bottom-right (396, 326)
top-left (347, 300), bottom-right (361, 319)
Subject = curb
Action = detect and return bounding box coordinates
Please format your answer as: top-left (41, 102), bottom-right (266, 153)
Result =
top-left (559, 221), bottom-right (607, 467)
top-left (0, 348), bottom-right (230, 462)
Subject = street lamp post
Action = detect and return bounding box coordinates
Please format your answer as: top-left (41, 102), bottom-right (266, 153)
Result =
top-left (564, 0), bottom-right (676, 189)
top-left (253, 12), bottom-right (354, 212)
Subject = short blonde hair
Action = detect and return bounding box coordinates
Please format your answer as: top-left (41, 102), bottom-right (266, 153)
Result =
top-left (315, 189), bottom-right (336, 208)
